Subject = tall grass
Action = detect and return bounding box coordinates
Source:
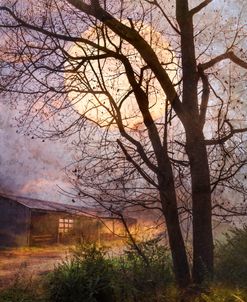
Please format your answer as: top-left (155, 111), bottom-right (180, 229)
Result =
top-left (1, 228), bottom-right (247, 302)
top-left (48, 244), bottom-right (114, 302)
top-left (47, 238), bottom-right (174, 302)
top-left (215, 226), bottom-right (247, 287)
top-left (0, 274), bottom-right (46, 302)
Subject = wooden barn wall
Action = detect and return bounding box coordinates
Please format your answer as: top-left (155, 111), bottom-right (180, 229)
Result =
top-left (0, 197), bottom-right (30, 247)
top-left (30, 211), bottom-right (61, 245)
top-left (75, 217), bottom-right (101, 243)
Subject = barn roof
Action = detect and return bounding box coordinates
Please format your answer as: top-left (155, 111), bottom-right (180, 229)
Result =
top-left (0, 193), bottom-right (137, 224)
top-left (0, 193), bottom-right (99, 217)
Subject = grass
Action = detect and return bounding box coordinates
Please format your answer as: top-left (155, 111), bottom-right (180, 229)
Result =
top-left (1, 229), bottom-right (247, 302)
top-left (0, 275), bottom-right (47, 302)
top-left (1, 280), bottom-right (246, 302)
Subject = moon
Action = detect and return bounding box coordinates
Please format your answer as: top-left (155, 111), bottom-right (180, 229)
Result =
top-left (65, 24), bottom-right (177, 130)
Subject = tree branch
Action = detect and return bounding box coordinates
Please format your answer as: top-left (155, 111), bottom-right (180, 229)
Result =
top-left (198, 65), bottom-right (210, 128)
top-left (190, 0), bottom-right (213, 16)
top-left (205, 125), bottom-right (247, 145)
top-left (117, 139), bottom-right (158, 188)
top-left (200, 51), bottom-right (247, 70)
top-left (144, 0), bottom-right (180, 34)
top-left (66, 0), bottom-right (185, 122)
top-left (0, 6), bottom-right (82, 43)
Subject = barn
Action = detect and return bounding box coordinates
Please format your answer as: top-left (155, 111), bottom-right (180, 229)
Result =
top-left (0, 194), bottom-right (135, 248)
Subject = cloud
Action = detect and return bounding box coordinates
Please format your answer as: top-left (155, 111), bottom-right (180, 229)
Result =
top-left (0, 101), bottom-right (73, 202)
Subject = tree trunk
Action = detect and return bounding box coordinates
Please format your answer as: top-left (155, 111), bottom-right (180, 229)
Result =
top-left (127, 70), bottom-right (192, 287)
top-left (186, 129), bottom-right (214, 283)
top-left (176, 0), bottom-right (214, 284)
top-left (158, 170), bottom-right (191, 288)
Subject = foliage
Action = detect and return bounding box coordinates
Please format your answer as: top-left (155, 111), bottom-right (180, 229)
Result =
top-left (48, 243), bottom-right (115, 302)
top-left (0, 277), bottom-right (46, 302)
top-left (215, 226), bottom-right (247, 287)
top-left (1, 237), bottom-right (247, 302)
top-left (0, 289), bottom-right (33, 302)
top-left (46, 240), bottom-right (173, 302)
top-left (112, 237), bottom-right (174, 301)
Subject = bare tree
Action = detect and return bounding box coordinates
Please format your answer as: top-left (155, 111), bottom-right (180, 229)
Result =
top-left (0, 0), bottom-right (247, 287)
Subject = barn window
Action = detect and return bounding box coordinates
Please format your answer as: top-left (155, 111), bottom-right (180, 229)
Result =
top-left (59, 218), bottom-right (74, 234)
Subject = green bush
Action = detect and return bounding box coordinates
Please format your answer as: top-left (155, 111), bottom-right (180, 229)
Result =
top-left (215, 226), bottom-right (247, 287)
top-left (0, 288), bottom-right (44, 302)
top-left (48, 244), bottom-right (115, 302)
top-left (47, 238), bottom-right (173, 302)
top-left (0, 277), bottom-right (45, 302)
top-left (3, 236), bottom-right (247, 302)
top-left (113, 237), bottom-right (174, 302)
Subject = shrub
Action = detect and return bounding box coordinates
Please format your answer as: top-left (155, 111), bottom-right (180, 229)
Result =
top-left (215, 226), bottom-right (247, 287)
top-left (47, 238), bottom-right (173, 302)
top-left (0, 287), bottom-right (43, 302)
top-left (48, 244), bottom-right (115, 302)
top-left (0, 276), bottom-right (45, 302)
top-left (113, 236), bottom-right (174, 302)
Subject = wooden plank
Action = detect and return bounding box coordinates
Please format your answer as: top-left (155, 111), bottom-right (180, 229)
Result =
top-left (31, 235), bottom-right (54, 242)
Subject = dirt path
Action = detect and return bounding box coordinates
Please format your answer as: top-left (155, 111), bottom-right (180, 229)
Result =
top-left (0, 246), bottom-right (70, 289)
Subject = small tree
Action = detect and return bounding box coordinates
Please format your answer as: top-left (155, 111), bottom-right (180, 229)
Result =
top-left (0, 0), bottom-right (247, 287)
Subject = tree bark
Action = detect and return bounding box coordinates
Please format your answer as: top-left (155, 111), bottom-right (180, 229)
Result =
top-left (122, 51), bottom-right (192, 287)
top-left (176, 0), bottom-right (214, 284)
top-left (159, 175), bottom-right (191, 287)
top-left (186, 129), bottom-right (214, 283)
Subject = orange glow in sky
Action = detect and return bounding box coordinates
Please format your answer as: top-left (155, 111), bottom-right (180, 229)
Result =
top-left (65, 24), bottom-right (178, 130)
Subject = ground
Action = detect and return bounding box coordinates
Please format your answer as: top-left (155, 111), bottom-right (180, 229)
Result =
top-left (0, 246), bottom-right (69, 289)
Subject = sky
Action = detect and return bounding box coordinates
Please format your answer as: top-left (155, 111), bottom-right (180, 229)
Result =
top-left (0, 0), bottom-right (246, 204)
top-left (0, 101), bottom-right (73, 202)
